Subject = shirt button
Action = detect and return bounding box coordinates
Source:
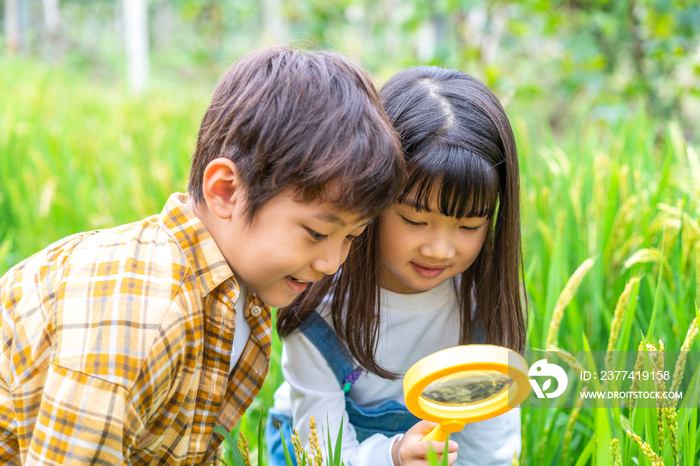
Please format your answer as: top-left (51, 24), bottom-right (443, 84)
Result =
top-left (250, 305), bottom-right (262, 317)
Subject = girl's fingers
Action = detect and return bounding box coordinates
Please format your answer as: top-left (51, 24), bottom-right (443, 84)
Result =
top-left (446, 452), bottom-right (459, 465)
top-left (424, 440), bottom-right (458, 454)
top-left (399, 421), bottom-right (459, 465)
top-left (401, 439), bottom-right (459, 463)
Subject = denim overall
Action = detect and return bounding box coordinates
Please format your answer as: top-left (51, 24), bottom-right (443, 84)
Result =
top-left (265, 311), bottom-right (421, 466)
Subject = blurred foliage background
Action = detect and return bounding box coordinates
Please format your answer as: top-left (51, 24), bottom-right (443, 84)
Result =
top-left (2, 1), bottom-right (700, 465)
top-left (2, 0), bottom-right (700, 127)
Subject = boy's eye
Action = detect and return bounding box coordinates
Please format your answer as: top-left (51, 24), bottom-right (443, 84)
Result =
top-left (306, 228), bottom-right (328, 241)
top-left (400, 216), bottom-right (424, 227)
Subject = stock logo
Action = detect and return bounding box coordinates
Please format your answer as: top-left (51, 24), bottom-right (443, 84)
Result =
top-left (528, 359), bottom-right (568, 398)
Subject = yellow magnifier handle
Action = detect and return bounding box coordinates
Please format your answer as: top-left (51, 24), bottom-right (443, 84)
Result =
top-left (422, 425), bottom-right (448, 442)
top-left (422, 420), bottom-right (464, 442)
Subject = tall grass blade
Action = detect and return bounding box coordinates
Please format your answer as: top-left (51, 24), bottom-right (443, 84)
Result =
top-left (278, 424), bottom-right (295, 466)
top-left (326, 416), bottom-right (334, 466)
top-left (333, 417), bottom-right (344, 466)
top-left (573, 436), bottom-right (596, 466)
top-left (257, 412), bottom-right (264, 466)
top-left (215, 425), bottom-right (247, 466)
top-left (425, 436), bottom-right (450, 466)
top-left (647, 229), bottom-right (667, 338)
top-left (583, 333), bottom-right (612, 466)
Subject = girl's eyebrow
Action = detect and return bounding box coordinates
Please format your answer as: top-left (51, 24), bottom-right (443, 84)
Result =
top-left (400, 198), bottom-right (432, 212)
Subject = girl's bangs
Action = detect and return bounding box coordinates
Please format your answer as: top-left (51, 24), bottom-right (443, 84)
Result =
top-left (398, 144), bottom-right (500, 219)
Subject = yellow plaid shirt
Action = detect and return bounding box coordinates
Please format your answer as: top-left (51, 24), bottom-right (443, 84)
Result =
top-left (0, 193), bottom-right (272, 465)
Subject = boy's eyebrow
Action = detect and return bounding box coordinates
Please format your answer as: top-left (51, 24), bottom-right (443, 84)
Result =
top-left (315, 212), bottom-right (346, 226)
top-left (314, 212), bottom-right (373, 228)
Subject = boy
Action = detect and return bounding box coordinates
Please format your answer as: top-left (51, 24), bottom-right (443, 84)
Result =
top-left (0, 46), bottom-right (404, 465)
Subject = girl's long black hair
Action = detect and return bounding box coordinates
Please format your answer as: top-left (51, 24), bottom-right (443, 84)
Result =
top-left (277, 66), bottom-right (526, 379)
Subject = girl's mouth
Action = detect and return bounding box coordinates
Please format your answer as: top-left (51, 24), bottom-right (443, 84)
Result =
top-left (285, 275), bottom-right (310, 293)
top-left (410, 262), bottom-right (447, 278)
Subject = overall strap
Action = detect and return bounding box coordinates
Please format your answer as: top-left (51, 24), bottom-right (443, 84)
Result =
top-left (299, 311), bottom-right (355, 388)
top-left (298, 311), bottom-right (421, 441)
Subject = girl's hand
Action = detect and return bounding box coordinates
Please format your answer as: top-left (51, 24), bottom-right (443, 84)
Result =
top-left (391, 421), bottom-right (459, 466)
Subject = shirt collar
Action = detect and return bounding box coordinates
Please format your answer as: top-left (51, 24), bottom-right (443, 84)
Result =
top-left (159, 192), bottom-right (235, 298)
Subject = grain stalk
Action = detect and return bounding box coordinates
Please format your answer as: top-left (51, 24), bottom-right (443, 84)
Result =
top-left (610, 438), bottom-right (622, 466)
top-left (629, 341), bottom-right (660, 410)
top-left (546, 346), bottom-right (587, 383)
top-left (309, 417), bottom-right (323, 466)
top-left (670, 317), bottom-right (699, 396)
top-left (654, 340), bottom-right (666, 446)
top-left (626, 429), bottom-right (664, 466)
top-left (545, 257), bottom-right (596, 348)
top-left (663, 407), bottom-right (679, 466)
top-left (291, 428), bottom-right (303, 466)
top-left (562, 387), bottom-right (586, 463)
top-left (237, 432), bottom-right (251, 466)
top-left (605, 276), bottom-right (642, 372)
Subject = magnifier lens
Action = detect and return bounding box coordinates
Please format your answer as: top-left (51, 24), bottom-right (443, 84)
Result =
top-left (419, 370), bottom-right (513, 406)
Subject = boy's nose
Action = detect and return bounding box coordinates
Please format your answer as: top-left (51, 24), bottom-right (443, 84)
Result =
top-left (311, 245), bottom-right (344, 276)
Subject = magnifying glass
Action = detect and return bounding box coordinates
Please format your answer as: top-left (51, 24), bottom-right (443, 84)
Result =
top-left (403, 345), bottom-right (530, 441)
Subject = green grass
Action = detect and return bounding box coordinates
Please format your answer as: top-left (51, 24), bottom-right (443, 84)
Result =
top-left (1, 59), bottom-right (698, 465)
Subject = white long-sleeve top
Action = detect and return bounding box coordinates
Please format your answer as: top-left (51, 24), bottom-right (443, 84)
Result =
top-left (272, 279), bottom-right (521, 466)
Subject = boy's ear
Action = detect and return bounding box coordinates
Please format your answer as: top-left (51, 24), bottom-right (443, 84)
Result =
top-left (201, 157), bottom-right (245, 220)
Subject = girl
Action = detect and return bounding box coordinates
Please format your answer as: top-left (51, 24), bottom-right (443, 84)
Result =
top-left (267, 66), bottom-right (526, 466)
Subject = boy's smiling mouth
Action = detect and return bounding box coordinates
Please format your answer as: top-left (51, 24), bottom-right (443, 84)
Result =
top-left (410, 262), bottom-right (447, 278)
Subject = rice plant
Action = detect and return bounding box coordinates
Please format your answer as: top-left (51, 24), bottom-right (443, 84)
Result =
top-left (2, 59), bottom-right (698, 465)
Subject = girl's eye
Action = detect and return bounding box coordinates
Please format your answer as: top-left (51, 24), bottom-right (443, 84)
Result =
top-left (306, 229), bottom-right (327, 241)
top-left (459, 225), bottom-right (481, 232)
top-left (400, 216), bottom-right (424, 227)
top-left (345, 234), bottom-right (357, 242)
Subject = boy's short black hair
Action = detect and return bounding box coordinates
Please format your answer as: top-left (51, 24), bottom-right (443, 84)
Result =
top-left (188, 45), bottom-right (405, 221)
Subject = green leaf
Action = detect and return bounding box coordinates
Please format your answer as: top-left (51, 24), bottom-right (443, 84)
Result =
top-left (425, 444), bottom-right (439, 466)
top-left (572, 435), bottom-right (596, 466)
top-left (441, 434), bottom-right (451, 466)
top-left (647, 228), bottom-right (666, 338)
top-left (278, 424), bottom-right (295, 466)
top-left (214, 425), bottom-right (247, 466)
top-left (333, 417), bottom-right (344, 466)
top-left (257, 411), bottom-right (264, 466)
top-left (326, 415), bottom-right (335, 465)
top-left (583, 334), bottom-right (612, 466)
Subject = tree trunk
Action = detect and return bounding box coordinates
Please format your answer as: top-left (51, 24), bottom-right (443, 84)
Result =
top-left (5, 0), bottom-right (20, 54)
top-left (415, 0), bottom-right (446, 63)
top-left (480, 6), bottom-right (506, 66)
top-left (42, 0), bottom-right (59, 33)
top-left (40, 0), bottom-right (61, 60)
top-left (416, 19), bottom-right (436, 63)
top-left (123, 0), bottom-right (150, 95)
top-left (263, 0), bottom-right (287, 42)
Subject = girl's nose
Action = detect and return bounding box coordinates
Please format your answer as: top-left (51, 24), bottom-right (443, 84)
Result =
top-left (419, 238), bottom-right (456, 260)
